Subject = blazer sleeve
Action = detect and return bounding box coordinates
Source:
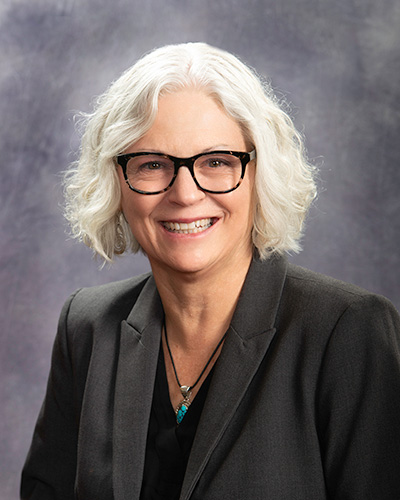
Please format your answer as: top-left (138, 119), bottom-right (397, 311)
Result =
top-left (21, 291), bottom-right (82, 500)
top-left (316, 293), bottom-right (400, 499)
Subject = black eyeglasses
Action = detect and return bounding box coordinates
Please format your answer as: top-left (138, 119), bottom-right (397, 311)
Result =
top-left (116, 149), bottom-right (256, 195)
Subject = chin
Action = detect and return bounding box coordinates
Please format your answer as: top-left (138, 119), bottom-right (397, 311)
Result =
top-left (150, 249), bottom-right (215, 276)
top-left (169, 257), bottom-right (211, 275)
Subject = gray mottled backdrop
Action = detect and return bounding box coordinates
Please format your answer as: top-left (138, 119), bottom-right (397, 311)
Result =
top-left (1, 0), bottom-right (399, 497)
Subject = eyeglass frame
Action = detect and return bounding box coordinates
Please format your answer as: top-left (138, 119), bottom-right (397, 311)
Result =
top-left (115, 149), bottom-right (256, 195)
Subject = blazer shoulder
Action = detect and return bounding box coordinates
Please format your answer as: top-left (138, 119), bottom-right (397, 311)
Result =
top-left (62, 272), bottom-right (153, 331)
top-left (282, 263), bottom-right (399, 329)
top-left (286, 263), bottom-right (391, 304)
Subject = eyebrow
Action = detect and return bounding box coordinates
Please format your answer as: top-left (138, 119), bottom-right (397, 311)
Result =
top-left (129, 145), bottom-right (236, 156)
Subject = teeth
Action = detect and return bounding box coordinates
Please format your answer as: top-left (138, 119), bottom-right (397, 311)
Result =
top-left (162, 218), bottom-right (213, 234)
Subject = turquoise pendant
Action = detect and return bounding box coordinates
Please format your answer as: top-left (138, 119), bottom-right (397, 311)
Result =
top-left (175, 386), bottom-right (192, 424)
top-left (176, 400), bottom-right (190, 424)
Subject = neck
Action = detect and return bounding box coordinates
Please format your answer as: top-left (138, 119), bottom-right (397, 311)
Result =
top-left (151, 250), bottom-right (253, 350)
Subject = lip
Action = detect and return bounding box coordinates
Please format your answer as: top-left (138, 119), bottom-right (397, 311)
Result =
top-left (159, 217), bottom-right (219, 236)
top-left (161, 216), bottom-right (217, 223)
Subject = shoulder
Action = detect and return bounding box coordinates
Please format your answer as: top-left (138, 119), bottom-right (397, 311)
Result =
top-left (280, 264), bottom-right (400, 358)
top-left (268, 262), bottom-right (400, 353)
top-left (73, 272), bottom-right (151, 309)
top-left (53, 272), bottom-right (154, 376)
top-left (244, 256), bottom-right (399, 339)
top-left (286, 263), bottom-right (376, 300)
top-left (284, 262), bottom-right (396, 315)
top-left (60, 271), bottom-right (153, 332)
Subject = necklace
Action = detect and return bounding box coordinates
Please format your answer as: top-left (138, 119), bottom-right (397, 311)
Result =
top-left (163, 320), bottom-right (227, 424)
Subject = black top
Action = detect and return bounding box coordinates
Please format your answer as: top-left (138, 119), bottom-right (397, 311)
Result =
top-left (140, 346), bottom-right (214, 500)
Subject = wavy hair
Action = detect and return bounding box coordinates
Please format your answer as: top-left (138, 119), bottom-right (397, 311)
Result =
top-left (64, 42), bottom-right (317, 262)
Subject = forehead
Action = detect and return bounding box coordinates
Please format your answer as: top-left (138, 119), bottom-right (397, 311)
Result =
top-left (129, 88), bottom-right (247, 156)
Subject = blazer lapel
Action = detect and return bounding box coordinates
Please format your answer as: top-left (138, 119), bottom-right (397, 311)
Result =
top-left (112, 275), bottom-right (163, 500)
top-left (180, 256), bottom-right (288, 500)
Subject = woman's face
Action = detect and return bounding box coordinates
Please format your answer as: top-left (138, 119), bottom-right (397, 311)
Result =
top-left (118, 88), bottom-right (256, 277)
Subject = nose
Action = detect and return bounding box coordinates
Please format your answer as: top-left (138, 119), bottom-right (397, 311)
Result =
top-left (167, 165), bottom-right (205, 205)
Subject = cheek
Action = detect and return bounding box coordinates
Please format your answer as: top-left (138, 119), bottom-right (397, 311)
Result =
top-left (245, 167), bottom-right (256, 218)
top-left (119, 186), bottom-right (141, 227)
top-left (236, 194), bottom-right (255, 240)
top-left (120, 190), bottom-right (161, 235)
top-left (118, 173), bottom-right (148, 237)
top-left (240, 173), bottom-right (256, 219)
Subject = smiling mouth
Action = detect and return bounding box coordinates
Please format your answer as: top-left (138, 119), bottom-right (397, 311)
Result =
top-left (161, 218), bottom-right (214, 234)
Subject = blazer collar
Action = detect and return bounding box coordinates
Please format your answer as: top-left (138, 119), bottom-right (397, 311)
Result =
top-left (112, 255), bottom-right (288, 500)
top-left (113, 275), bottom-right (163, 500)
top-left (230, 253), bottom-right (288, 339)
top-left (180, 254), bottom-right (288, 499)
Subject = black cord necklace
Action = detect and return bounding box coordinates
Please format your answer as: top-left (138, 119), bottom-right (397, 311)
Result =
top-left (163, 319), bottom-right (227, 424)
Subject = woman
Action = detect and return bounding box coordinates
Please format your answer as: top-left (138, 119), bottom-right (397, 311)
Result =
top-left (21, 43), bottom-right (400, 499)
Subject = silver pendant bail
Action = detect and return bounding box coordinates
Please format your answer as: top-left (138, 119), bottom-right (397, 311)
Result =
top-left (180, 385), bottom-right (191, 397)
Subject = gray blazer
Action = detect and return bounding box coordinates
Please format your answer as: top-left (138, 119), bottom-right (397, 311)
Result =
top-left (21, 255), bottom-right (400, 499)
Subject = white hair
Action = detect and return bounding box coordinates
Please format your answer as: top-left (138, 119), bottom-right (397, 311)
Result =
top-left (64, 42), bottom-right (317, 262)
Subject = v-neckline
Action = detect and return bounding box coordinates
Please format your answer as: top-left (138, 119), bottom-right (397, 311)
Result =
top-left (157, 344), bottom-right (215, 427)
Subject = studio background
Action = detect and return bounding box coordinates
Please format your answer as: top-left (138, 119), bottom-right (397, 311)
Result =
top-left (1, 0), bottom-right (399, 498)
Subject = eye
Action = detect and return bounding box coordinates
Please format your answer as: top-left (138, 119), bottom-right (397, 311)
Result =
top-left (140, 161), bottom-right (164, 170)
top-left (208, 159), bottom-right (225, 168)
top-left (134, 155), bottom-right (174, 172)
top-left (126, 155), bottom-right (174, 179)
top-left (199, 154), bottom-right (235, 169)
